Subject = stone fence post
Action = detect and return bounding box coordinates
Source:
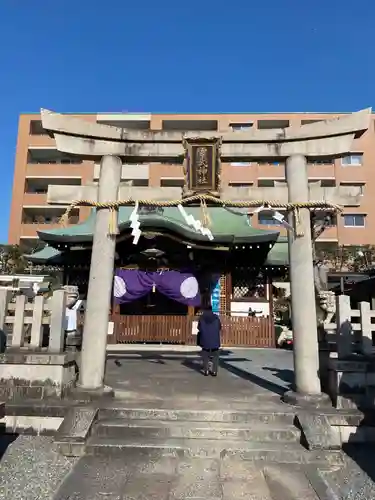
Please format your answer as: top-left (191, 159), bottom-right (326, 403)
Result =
top-left (335, 294), bottom-right (353, 358)
top-left (359, 301), bottom-right (373, 356)
top-left (0, 288), bottom-right (67, 352)
top-left (0, 289), bottom-right (11, 352)
top-left (49, 289), bottom-right (67, 353)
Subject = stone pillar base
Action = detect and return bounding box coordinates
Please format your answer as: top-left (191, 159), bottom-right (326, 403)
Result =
top-left (69, 384), bottom-right (114, 402)
top-left (0, 351), bottom-right (78, 401)
top-left (283, 390), bottom-right (333, 408)
top-left (328, 355), bottom-right (375, 409)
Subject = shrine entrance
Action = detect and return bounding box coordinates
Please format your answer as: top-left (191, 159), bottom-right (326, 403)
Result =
top-left (32, 205), bottom-right (285, 349)
top-left (110, 314), bottom-right (274, 347)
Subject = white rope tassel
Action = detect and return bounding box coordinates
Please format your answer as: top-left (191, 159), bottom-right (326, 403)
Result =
top-left (177, 204), bottom-right (214, 241)
top-left (129, 201), bottom-right (141, 244)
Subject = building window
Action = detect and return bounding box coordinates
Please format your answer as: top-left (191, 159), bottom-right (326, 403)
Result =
top-left (258, 211), bottom-right (286, 226)
top-left (257, 161), bottom-right (282, 166)
top-left (307, 158), bottom-right (334, 165)
top-left (340, 182), bottom-right (365, 196)
top-left (343, 214), bottom-right (365, 227)
top-left (229, 123), bottom-right (253, 131)
top-left (228, 182), bottom-right (253, 187)
top-left (301, 119), bottom-right (322, 125)
top-left (257, 120), bottom-right (289, 130)
top-left (341, 155), bottom-right (363, 166)
top-left (308, 179), bottom-right (336, 187)
top-left (257, 179), bottom-right (286, 187)
top-left (160, 179), bottom-right (184, 187)
top-left (29, 120), bottom-right (48, 135)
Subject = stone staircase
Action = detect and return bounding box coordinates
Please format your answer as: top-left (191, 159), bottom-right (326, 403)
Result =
top-left (53, 402), bottom-right (347, 498)
top-left (80, 404), bottom-right (341, 465)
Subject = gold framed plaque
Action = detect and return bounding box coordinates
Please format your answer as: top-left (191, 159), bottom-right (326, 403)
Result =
top-left (183, 138), bottom-right (221, 197)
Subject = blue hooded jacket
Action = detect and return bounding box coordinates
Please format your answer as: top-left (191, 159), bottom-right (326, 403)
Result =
top-left (197, 310), bottom-right (221, 349)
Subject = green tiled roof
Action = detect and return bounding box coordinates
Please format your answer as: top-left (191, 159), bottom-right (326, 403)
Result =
top-left (25, 246), bottom-right (63, 264)
top-left (265, 237), bottom-right (289, 266)
top-left (27, 238), bottom-right (289, 266)
top-left (37, 207), bottom-right (280, 246)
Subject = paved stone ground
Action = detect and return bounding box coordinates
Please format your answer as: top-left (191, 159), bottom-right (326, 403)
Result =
top-left (1, 349), bottom-right (375, 498)
top-left (105, 347), bottom-right (294, 403)
top-left (54, 453), bottom-right (275, 500)
top-left (0, 436), bottom-right (77, 500)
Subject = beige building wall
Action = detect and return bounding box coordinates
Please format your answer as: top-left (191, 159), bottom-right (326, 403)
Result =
top-left (8, 111), bottom-right (375, 249)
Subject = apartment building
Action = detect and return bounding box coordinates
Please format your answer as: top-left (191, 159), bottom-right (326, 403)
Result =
top-left (8, 112), bottom-right (375, 249)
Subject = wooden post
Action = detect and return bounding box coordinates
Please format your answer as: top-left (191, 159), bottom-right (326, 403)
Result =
top-left (359, 301), bottom-right (373, 356)
top-left (267, 276), bottom-right (276, 347)
top-left (268, 276), bottom-right (274, 318)
top-left (225, 272), bottom-right (232, 316)
top-left (30, 296), bottom-right (45, 349)
top-left (109, 302), bottom-right (120, 344)
top-left (336, 294), bottom-right (353, 358)
top-left (12, 295), bottom-right (26, 348)
top-left (49, 290), bottom-right (67, 353)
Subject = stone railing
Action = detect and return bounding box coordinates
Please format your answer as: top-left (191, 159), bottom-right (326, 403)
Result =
top-left (324, 295), bottom-right (375, 409)
top-left (329, 295), bottom-right (374, 358)
top-left (0, 288), bottom-right (66, 353)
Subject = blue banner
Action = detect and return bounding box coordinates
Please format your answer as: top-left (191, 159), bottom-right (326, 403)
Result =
top-left (211, 278), bottom-right (221, 314)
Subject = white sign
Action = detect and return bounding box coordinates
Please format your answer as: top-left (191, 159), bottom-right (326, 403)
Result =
top-left (107, 321), bottom-right (114, 336)
top-left (191, 320), bottom-right (199, 336)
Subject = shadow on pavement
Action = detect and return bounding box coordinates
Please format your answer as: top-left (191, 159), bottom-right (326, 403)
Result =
top-left (107, 350), bottom-right (293, 397)
top-left (0, 427), bottom-right (18, 461)
top-left (218, 358), bottom-right (290, 396)
top-left (342, 443), bottom-right (375, 483)
top-left (262, 366), bottom-right (294, 385)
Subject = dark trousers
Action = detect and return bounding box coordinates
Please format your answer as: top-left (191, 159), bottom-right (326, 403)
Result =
top-left (201, 348), bottom-right (219, 374)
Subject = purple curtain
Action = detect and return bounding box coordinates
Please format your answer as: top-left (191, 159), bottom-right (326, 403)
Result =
top-left (113, 269), bottom-right (201, 306)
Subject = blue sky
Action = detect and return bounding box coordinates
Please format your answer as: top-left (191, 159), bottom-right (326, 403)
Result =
top-left (0, 0), bottom-right (374, 243)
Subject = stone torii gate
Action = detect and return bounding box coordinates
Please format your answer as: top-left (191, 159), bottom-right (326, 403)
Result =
top-left (41, 108), bottom-right (370, 406)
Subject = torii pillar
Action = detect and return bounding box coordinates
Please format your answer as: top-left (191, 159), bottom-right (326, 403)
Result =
top-left (78, 155), bottom-right (122, 389)
top-left (283, 154), bottom-right (325, 405)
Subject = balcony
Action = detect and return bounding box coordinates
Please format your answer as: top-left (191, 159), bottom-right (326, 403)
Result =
top-left (28, 149), bottom-right (83, 165)
top-left (161, 119), bottom-right (218, 131)
top-left (308, 160), bottom-right (335, 179)
top-left (221, 163), bottom-right (255, 186)
top-left (256, 161), bottom-right (285, 179)
top-left (24, 178), bottom-right (82, 207)
top-left (21, 207), bottom-right (79, 238)
top-left (97, 114), bottom-right (151, 130)
top-left (149, 163), bottom-right (184, 186)
top-left (337, 162), bottom-right (366, 183)
top-left (316, 226), bottom-right (339, 242)
top-left (23, 193), bottom-right (48, 206)
top-left (21, 223), bottom-right (60, 238)
top-left (26, 163), bottom-right (85, 177)
top-left (257, 120), bottom-right (289, 130)
top-left (28, 134), bottom-right (55, 147)
top-left (94, 163), bottom-right (150, 181)
top-left (20, 212), bottom-right (79, 238)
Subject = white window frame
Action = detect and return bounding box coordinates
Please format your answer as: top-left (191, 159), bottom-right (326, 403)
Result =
top-left (230, 122), bottom-right (253, 132)
top-left (343, 214), bottom-right (366, 228)
top-left (230, 162), bottom-right (252, 167)
top-left (341, 155), bottom-right (363, 166)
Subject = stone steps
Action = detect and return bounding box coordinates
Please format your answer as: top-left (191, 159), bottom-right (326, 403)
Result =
top-left (85, 435), bottom-right (344, 465)
top-left (98, 406), bottom-right (295, 424)
top-left (94, 417), bottom-right (300, 441)
top-left (83, 405), bottom-right (312, 462)
top-left (86, 435), bottom-right (303, 458)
